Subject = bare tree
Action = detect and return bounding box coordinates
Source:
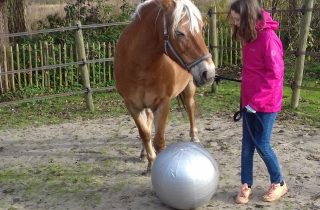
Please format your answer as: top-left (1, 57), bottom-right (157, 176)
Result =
top-left (7, 0), bottom-right (28, 33)
top-left (0, 0), bottom-right (9, 81)
top-left (0, 0), bottom-right (9, 47)
top-left (271, 0), bottom-right (280, 17)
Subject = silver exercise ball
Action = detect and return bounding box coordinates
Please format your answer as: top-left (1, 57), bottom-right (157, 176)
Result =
top-left (151, 142), bottom-right (219, 210)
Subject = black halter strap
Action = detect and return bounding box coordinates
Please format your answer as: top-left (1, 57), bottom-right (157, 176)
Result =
top-left (163, 15), bottom-right (211, 71)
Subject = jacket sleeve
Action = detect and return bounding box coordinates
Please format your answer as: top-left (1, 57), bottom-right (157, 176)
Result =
top-left (264, 36), bottom-right (284, 80)
top-left (248, 35), bottom-right (284, 111)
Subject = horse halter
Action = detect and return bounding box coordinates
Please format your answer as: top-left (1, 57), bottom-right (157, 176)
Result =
top-left (163, 15), bottom-right (212, 71)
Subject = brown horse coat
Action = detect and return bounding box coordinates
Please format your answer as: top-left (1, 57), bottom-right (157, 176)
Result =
top-left (114, 0), bottom-right (215, 174)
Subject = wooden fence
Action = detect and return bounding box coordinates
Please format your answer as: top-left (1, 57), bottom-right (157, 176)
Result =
top-left (0, 41), bottom-right (116, 93)
top-left (0, 25), bottom-right (243, 94)
top-left (0, 1), bottom-right (317, 110)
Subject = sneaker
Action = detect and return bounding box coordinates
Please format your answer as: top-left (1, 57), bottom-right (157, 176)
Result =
top-left (235, 183), bottom-right (252, 204)
top-left (263, 182), bottom-right (288, 202)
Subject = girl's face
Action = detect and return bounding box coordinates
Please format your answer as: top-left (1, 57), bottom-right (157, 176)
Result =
top-left (230, 10), bottom-right (241, 27)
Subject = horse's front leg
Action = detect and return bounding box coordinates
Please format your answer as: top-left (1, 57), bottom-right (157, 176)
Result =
top-left (139, 108), bottom-right (153, 162)
top-left (181, 81), bottom-right (199, 143)
top-left (153, 99), bottom-right (170, 153)
top-left (127, 106), bottom-right (156, 175)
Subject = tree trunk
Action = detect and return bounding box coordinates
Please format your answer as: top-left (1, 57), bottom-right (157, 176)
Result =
top-left (0, 0), bottom-right (9, 78)
top-left (289, 0), bottom-right (298, 11)
top-left (287, 0), bottom-right (299, 49)
top-left (7, 0), bottom-right (28, 33)
top-left (0, 0), bottom-right (9, 47)
top-left (271, 0), bottom-right (280, 18)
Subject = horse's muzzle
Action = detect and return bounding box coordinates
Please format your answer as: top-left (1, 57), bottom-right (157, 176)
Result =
top-left (203, 68), bottom-right (215, 83)
top-left (190, 62), bottom-right (215, 87)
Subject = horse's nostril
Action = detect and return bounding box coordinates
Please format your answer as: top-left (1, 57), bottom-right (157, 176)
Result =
top-left (202, 71), bottom-right (208, 80)
top-left (203, 70), bottom-right (214, 81)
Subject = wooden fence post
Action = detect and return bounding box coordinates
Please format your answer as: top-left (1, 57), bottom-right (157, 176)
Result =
top-left (10, 46), bottom-right (15, 91)
top-left (34, 43), bottom-right (39, 88)
top-left (208, 6), bottom-right (218, 93)
top-left (209, 6), bottom-right (218, 68)
top-left (0, 66), bottom-right (3, 93)
top-left (3, 46), bottom-right (9, 90)
top-left (28, 44), bottom-right (33, 87)
top-left (74, 21), bottom-right (94, 112)
top-left (291, 0), bottom-right (314, 109)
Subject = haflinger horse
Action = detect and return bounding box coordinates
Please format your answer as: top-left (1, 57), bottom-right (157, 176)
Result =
top-left (114, 0), bottom-right (215, 174)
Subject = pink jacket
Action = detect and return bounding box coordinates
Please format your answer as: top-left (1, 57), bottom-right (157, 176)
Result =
top-left (241, 10), bottom-right (284, 113)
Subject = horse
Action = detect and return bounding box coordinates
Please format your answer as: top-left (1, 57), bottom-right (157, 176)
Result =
top-left (114, 0), bottom-right (215, 174)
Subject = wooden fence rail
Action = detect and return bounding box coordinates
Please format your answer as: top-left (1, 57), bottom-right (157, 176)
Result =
top-left (0, 41), bottom-right (116, 93)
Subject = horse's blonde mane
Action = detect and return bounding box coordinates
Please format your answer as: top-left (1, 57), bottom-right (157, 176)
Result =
top-left (172, 0), bottom-right (202, 34)
top-left (133, 0), bottom-right (202, 35)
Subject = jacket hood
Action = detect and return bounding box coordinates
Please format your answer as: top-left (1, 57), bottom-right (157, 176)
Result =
top-left (256, 9), bottom-right (279, 31)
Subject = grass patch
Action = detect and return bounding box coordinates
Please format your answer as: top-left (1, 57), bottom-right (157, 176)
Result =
top-left (0, 82), bottom-right (319, 129)
top-left (0, 62), bottom-right (319, 129)
top-left (0, 162), bottom-right (106, 205)
top-left (0, 90), bottom-right (128, 129)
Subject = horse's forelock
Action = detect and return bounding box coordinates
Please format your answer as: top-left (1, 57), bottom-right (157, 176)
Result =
top-left (133, 0), bottom-right (202, 35)
top-left (172, 0), bottom-right (203, 35)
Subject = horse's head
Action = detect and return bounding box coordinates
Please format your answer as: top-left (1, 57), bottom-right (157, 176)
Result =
top-left (162, 0), bottom-right (215, 86)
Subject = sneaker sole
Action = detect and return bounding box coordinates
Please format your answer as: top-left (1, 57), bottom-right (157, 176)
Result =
top-left (263, 188), bottom-right (288, 202)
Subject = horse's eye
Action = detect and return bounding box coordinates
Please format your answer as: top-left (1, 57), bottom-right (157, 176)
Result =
top-left (175, 31), bottom-right (185, 38)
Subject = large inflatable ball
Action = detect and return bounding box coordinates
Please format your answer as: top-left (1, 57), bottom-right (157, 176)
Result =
top-left (151, 142), bottom-right (219, 210)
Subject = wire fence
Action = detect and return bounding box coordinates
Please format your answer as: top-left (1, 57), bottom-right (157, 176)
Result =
top-left (0, 22), bottom-right (130, 38)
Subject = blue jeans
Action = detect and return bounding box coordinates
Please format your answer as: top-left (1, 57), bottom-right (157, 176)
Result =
top-left (241, 111), bottom-right (283, 186)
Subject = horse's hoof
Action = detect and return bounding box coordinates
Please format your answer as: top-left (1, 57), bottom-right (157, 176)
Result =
top-left (140, 154), bottom-right (147, 162)
top-left (142, 169), bottom-right (151, 176)
top-left (155, 147), bottom-right (165, 154)
top-left (191, 138), bottom-right (200, 143)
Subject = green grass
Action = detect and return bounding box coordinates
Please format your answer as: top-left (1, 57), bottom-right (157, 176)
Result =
top-left (0, 162), bottom-right (105, 205)
top-left (0, 90), bottom-right (128, 129)
top-left (0, 62), bottom-right (319, 129)
top-left (0, 80), bottom-right (319, 130)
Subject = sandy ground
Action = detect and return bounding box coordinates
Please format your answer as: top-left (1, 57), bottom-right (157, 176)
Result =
top-left (0, 113), bottom-right (319, 210)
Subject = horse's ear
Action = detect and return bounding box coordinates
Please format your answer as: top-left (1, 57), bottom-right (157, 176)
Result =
top-left (160, 0), bottom-right (174, 10)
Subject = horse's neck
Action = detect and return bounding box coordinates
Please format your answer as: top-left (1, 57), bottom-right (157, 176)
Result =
top-left (131, 3), bottom-right (164, 62)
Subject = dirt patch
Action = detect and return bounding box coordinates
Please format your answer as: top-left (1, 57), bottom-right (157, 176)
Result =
top-left (0, 114), bottom-right (319, 210)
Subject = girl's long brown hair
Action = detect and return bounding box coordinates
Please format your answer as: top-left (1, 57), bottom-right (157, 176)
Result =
top-left (229, 0), bottom-right (263, 43)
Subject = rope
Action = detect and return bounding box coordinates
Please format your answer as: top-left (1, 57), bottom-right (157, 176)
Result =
top-left (214, 76), bottom-right (320, 92)
top-left (209, 45), bottom-right (320, 58)
top-left (215, 75), bottom-right (241, 83)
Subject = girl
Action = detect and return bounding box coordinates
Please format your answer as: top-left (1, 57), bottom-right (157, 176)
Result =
top-left (229, 0), bottom-right (288, 204)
